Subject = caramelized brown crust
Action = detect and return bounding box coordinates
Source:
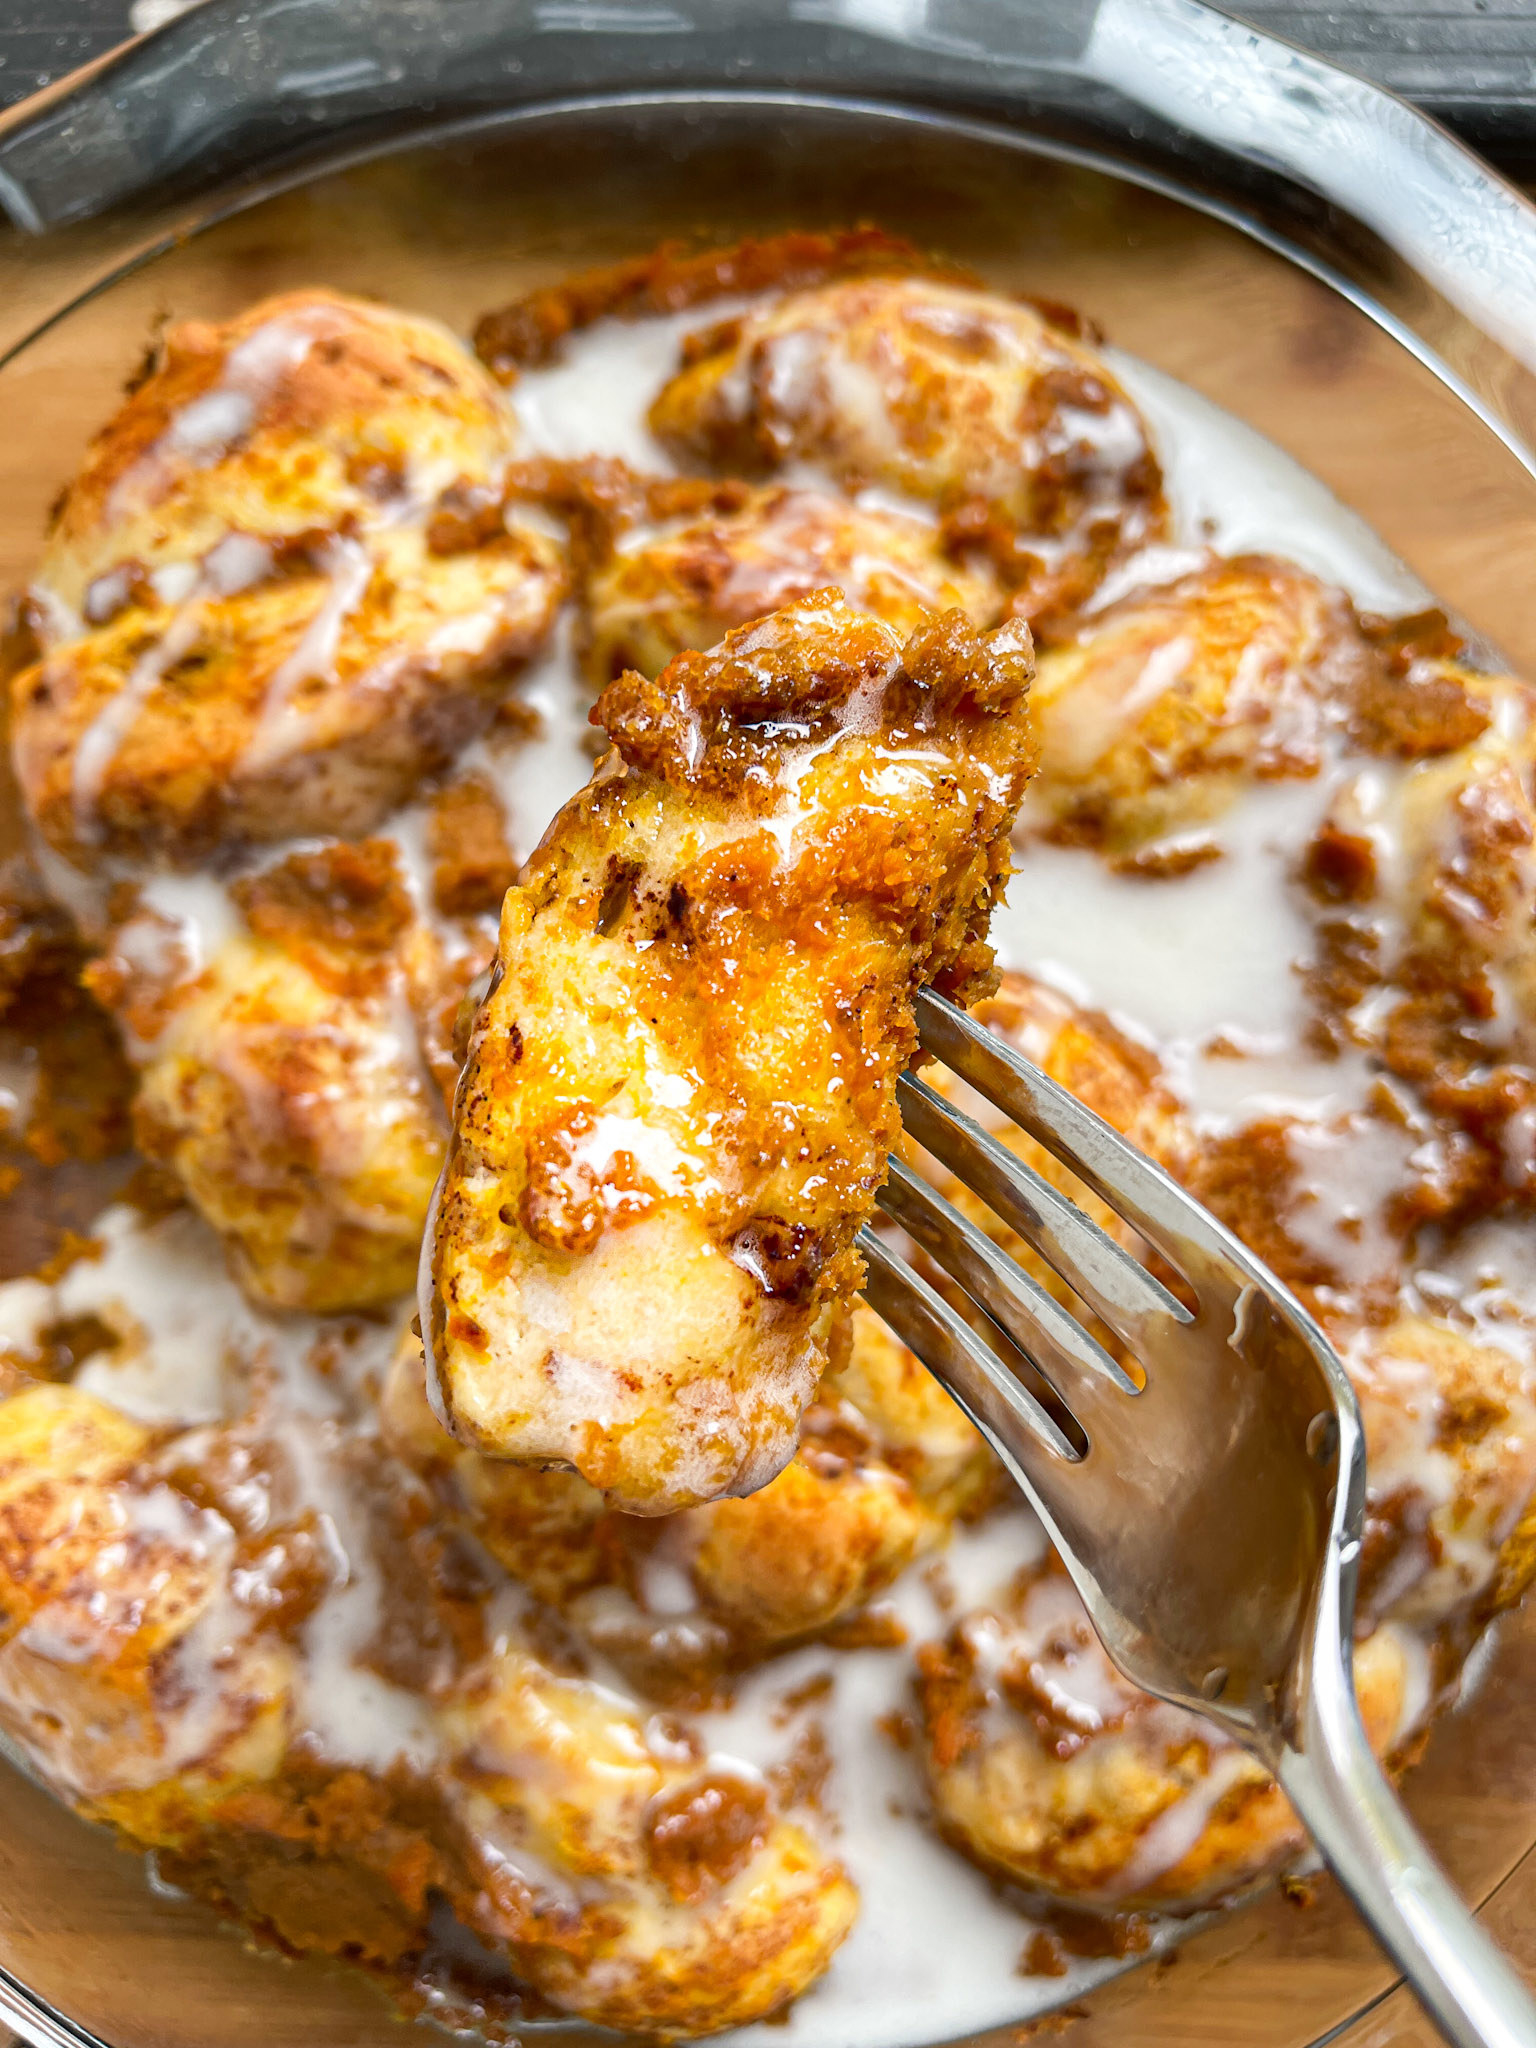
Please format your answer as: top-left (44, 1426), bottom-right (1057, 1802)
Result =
top-left (473, 226), bottom-right (961, 376)
top-left (581, 482), bottom-right (1001, 685)
top-left (428, 594), bottom-right (1036, 1512)
top-left (648, 274), bottom-right (1165, 626)
top-left (13, 289), bottom-right (564, 866)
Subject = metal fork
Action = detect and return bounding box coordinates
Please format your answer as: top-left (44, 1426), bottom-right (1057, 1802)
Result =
top-left (862, 986), bottom-right (1536, 2048)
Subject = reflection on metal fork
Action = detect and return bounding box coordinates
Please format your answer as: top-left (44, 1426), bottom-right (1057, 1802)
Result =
top-left (864, 986), bottom-right (1536, 2048)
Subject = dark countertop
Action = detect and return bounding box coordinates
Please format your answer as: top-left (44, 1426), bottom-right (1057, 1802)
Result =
top-left (4, 0), bottom-right (1536, 166)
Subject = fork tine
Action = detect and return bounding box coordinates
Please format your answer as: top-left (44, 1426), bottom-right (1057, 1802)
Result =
top-left (876, 1155), bottom-right (1138, 1399)
top-left (857, 1228), bottom-right (1080, 1461)
top-left (897, 1071), bottom-right (1192, 1356)
top-left (914, 987), bottom-right (1220, 1273)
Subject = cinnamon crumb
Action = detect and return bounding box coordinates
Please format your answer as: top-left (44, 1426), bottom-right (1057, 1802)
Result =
top-left (772, 1672), bottom-right (835, 1726)
top-left (822, 1602), bottom-right (909, 1649)
top-left (495, 696), bottom-right (545, 739)
top-left (1019, 1930), bottom-right (1069, 1978)
top-left (34, 1229), bottom-right (104, 1284)
top-left (473, 227), bottom-right (959, 375)
top-left (769, 1723), bottom-right (834, 1813)
top-left (1110, 838), bottom-right (1222, 880)
top-left (877, 1709), bottom-right (917, 1751)
top-left (923, 1560), bottom-right (958, 1616)
top-left (426, 776), bottom-right (518, 919)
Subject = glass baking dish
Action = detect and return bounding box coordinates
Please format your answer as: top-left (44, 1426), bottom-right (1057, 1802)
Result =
top-left (2, 8), bottom-right (1536, 2046)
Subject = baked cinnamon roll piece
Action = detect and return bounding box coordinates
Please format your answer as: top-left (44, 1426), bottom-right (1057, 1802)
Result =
top-left (648, 273), bottom-right (1165, 626)
top-left (427, 593), bottom-right (1037, 1513)
top-left (1026, 553), bottom-right (1376, 855)
top-left (85, 840), bottom-right (450, 1313)
top-left (13, 288), bottom-right (564, 867)
top-left (581, 482), bottom-right (1000, 683)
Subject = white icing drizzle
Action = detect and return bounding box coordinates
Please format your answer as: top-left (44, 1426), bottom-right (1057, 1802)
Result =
top-left (202, 530), bottom-right (274, 597)
top-left (70, 593), bottom-right (207, 844)
top-left (994, 775), bottom-right (1332, 1080)
top-left (1108, 354), bottom-right (1430, 617)
top-left (456, 609), bottom-right (595, 863)
top-left (241, 534), bottom-right (375, 772)
top-left (509, 302), bottom-right (750, 467)
top-left (134, 871), bottom-right (243, 978)
top-left (105, 312), bottom-right (321, 525)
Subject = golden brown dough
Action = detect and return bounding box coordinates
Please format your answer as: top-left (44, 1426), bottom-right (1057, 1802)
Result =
top-left (0, 1382), bottom-right (853, 2036)
top-left (428, 593), bottom-right (1037, 1513)
top-left (582, 483), bottom-right (1000, 683)
top-left (85, 841), bottom-right (450, 1312)
top-left (1026, 553), bottom-right (1375, 853)
top-left (440, 1650), bottom-right (857, 2034)
top-left (0, 1384), bottom-right (293, 1817)
top-left (648, 274), bottom-right (1165, 624)
top-left (916, 1557), bottom-right (1412, 1912)
top-left (384, 1301), bottom-right (993, 1678)
top-left (13, 289), bottom-right (564, 866)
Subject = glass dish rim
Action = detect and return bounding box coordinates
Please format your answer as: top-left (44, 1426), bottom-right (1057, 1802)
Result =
top-left (0, 71), bottom-right (1533, 2048)
top-left (5, 0), bottom-right (1536, 474)
top-left (0, 84), bottom-right (1523, 486)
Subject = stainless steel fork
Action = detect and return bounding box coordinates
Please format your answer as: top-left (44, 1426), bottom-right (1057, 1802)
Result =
top-left (862, 986), bottom-right (1536, 2048)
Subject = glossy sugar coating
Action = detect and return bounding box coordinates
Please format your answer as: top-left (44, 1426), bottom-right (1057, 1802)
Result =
top-left (428, 593), bottom-right (1037, 1512)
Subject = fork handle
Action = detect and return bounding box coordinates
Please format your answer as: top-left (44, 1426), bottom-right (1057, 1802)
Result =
top-left (1276, 1635), bottom-right (1536, 2048)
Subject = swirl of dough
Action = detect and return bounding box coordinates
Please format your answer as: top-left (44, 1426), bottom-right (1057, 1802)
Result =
top-left (581, 482), bottom-right (1001, 684)
top-left (648, 274), bottom-right (1165, 626)
top-left (12, 289), bottom-right (564, 867)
